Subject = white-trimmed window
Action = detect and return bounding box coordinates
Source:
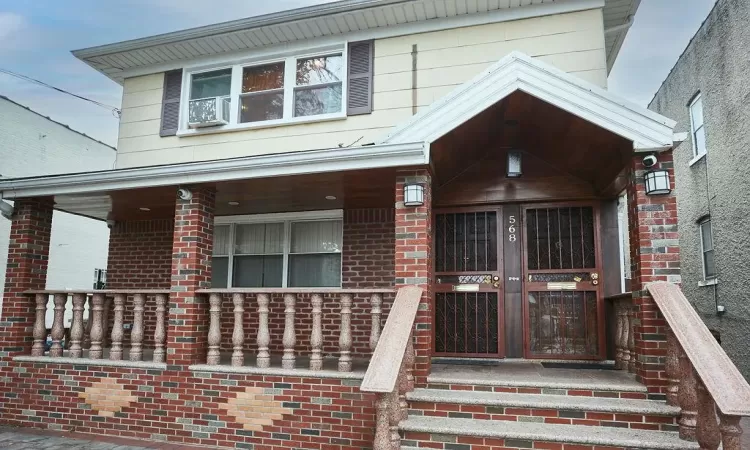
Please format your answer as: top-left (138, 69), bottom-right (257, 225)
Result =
top-left (699, 217), bottom-right (716, 280)
top-left (689, 94), bottom-right (707, 159)
top-left (211, 211), bottom-right (343, 288)
top-left (183, 48), bottom-right (346, 133)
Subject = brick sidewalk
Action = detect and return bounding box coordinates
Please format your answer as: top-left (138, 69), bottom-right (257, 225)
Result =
top-left (0, 426), bottom-right (217, 450)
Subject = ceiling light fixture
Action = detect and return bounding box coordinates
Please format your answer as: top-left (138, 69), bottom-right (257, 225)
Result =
top-left (228, 201), bottom-right (240, 206)
top-left (139, 207), bottom-right (151, 212)
top-left (325, 196), bottom-right (337, 200)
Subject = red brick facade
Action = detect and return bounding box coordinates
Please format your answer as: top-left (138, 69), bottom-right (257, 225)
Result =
top-left (394, 169), bottom-right (433, 387)
top-left (106, 219), bottom-right (173, 290)
top-left (626, 151), bottom-right (680, 397)
top-left (0, 198), bottom-right (53, 355)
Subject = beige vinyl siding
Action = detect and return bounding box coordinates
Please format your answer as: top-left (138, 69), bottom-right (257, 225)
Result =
top-left (115, 9), bottom-right (607, 169)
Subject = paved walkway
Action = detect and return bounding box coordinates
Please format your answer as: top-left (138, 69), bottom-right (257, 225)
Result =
top-left (2, 420), bottom-right (749, 449)
top-left (0, 427), bottom-right (213, 450)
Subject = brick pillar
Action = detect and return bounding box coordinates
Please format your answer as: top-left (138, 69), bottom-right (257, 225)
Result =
top-left (168, 188), bottom-right (215, 366)
top-left (0, 199), bottom-right (53, 356)
top-left (395, 169), bottom-right (432, 387)
top-left (626, 151), bottom-right (680, 398)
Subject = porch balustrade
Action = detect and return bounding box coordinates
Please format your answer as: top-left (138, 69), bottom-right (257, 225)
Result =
top-left (609, 284), bottom-right (749, 450)
top-left (25, 290), bottom-right (169, 363)
top-left (197, 288), bottom-right (394, 371)
top-left (360, 285), bottom-right (423, 450)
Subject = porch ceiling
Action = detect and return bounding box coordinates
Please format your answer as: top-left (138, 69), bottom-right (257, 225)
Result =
top-left (431, 90), bottom-right (633, 204)
top-left (55, 167), bottom-right (398, 221)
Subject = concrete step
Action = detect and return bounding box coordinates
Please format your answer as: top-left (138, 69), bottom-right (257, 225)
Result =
top-left (407, 388), bottom-right (679, 431)
top-left (399, 416), bottom-right (698, 450)
top-left (427, 372), bottom-right (649, 399)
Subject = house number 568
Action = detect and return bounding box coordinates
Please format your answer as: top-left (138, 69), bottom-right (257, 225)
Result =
top-left (508, 215), bottom-right (517, 243)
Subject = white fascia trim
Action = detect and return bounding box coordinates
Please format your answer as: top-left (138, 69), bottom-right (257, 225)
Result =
top-left (379, 51), bottom-right (675, 152)
top-left (0, 142), bottom-right (426, 199)
top-left (106, 0), bottom-right (604, 82)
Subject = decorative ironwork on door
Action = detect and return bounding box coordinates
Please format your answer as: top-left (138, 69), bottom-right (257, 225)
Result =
top-left (525, 206), bottom-right (601, 358)
top-left (435, 292), bottom-right (500, 355)
top-left (435, 210), bottom-right (502, 357)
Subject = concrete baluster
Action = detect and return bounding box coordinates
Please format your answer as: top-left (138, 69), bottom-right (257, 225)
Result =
top-left (130, 293), bottom-right (145, 361)
top-left (310, 294), bottom-right (323, 371)
top-left (49, 294), bottom-right (66, 357)
top-left (109, 294), bottom-right (125, 360)
top-left (31, 294), bottom-right (47, 357)
top-left (718, 412), bottom-right (743, 450)
top-left (369, 293), bottom-right (382, 352)
top-left (256, 293), bottom-right (271, 368)
top-left (232, 293), bottom-right (245, 367)
top-left (696, 378), bottom-right (721, 450)
top-left (69, 293), bottom-right (86, 358)
top-left (282, 293), bottom-right (296, 370)
top-left (338, 294), bottom-right (353, 372)
top-left (207, 294), bottom-right (222, 365)
top-left (627, 305), bottom-right (637, 373)
top-left (89, 293), bottom-right (105, 359)
top-left (83, 296), bottom-right (92, 350)
top-left (678, 348), bottom-right (699, 441)
top-left (153, 294), bottom-right (167, 363)
top-left (665, 328), bottom-right (680, 407)
top-left (614, 302), bottom-right (625, 369)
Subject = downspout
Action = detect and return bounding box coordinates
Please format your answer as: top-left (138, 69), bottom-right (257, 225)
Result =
top-left (604, 15), bottom-right (635, 36)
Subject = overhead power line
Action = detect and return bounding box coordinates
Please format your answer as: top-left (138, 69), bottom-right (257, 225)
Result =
top-left (0, 67), bottom-right (121, 118)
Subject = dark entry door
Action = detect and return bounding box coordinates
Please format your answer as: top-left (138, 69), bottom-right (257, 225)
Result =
top-left (434, 208), bottom-right (504, 357)
top-left (522, 204), bottom-right (603, 359)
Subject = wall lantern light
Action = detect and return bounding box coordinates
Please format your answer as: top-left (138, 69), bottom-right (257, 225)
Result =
top-left (644, 170), bottom-right (672, 195)
top-left (404, 183), bottom-right (425, 207)
top-left (507, 150), bottom-right (523, 178)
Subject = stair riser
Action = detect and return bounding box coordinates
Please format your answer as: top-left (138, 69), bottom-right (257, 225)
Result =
top-left (409, 402), bottom-right (678, 432)
top-left (427, 383), bottom-right (648, 400)
top-left (402, 432), bottom-right (635, 450)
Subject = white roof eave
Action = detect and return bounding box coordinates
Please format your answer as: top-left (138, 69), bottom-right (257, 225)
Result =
top-left (378, 51), bottom-right (676, 153)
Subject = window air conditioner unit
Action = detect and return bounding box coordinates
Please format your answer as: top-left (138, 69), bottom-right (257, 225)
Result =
top-left (188, 96), bottom-right (230, 128)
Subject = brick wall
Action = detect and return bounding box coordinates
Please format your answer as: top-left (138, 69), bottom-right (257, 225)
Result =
top-left (106, 219), bottom-right (174, 290)
top-left (0, 361), bottom-right (375, 449)
top-left (626, 151), bottom-right (680, 398)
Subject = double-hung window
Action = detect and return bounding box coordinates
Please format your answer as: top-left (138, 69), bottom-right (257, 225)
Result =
top-left (689, 94), bottom-right (707, 159)
top-left (212, 213), bottom-right (343, 288)
top-left (699, 217), bottom-right (716, 280)
top-left (184, 50), bottom-right (346, 131)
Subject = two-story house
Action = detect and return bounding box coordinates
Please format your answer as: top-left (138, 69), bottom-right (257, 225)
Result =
top-left (2, 1), bottom-right (749, 449)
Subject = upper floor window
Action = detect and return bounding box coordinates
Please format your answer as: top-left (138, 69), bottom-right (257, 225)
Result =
top-left (185, 51), bottom-right (346, 132)
top-left (699, 217), bottom-right (716, 280)
top-left (689, 94), bottom-right (707, 159)
top-left (211, 212), bottom-right (343, 289)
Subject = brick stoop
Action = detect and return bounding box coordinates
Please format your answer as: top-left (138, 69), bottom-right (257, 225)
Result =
top-left (401, 378), bottom-right (694, 450)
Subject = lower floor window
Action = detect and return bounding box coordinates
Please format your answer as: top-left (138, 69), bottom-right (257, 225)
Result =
top-left (212, 214), bottom-right (342, 288)
top-left (699, 218), bottom-right (716, 279)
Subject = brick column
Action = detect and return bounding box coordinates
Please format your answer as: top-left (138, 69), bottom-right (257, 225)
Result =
top-left (0, 199), bottom-right (53, 356)
top-left (395, 169), bottom-right (432, 387)
top-left (626, 150), bottom-right (680, 398)
top-left (168, 188), bottom-right (215, 366)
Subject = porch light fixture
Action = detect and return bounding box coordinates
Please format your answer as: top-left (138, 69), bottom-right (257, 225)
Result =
top-left (507, 150), bottom-right (523, 178)
top-left (325, 195), bottom-right (337, 201)
top-left (228, 201), bottom-right (240, 206)
top-left (139, 207), bottom-right (151, 212)
top-left (644, 170), bottom-right (672, 195)
top-left (403, 183), bottom-right (425, 207)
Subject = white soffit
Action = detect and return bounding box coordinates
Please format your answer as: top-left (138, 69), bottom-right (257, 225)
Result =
top-left (71, 0), bottom-right (631, 84)
top-left (379, 51), bottom-right (676, 152)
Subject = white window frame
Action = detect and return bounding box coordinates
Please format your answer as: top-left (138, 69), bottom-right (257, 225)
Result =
top-left (214, 210), bottom-right (344, 288)
top-left (698, 217), bottom-right (716, 281)
top-left (689, 93), bottom-right (707, 165)
top-left (178, 44), bottom-right (348, 137)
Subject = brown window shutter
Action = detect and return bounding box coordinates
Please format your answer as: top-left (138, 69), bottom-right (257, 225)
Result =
top-left (347, 41), bottom-right (374, 116)
top-left (160, 69), bottom-right (183, 137)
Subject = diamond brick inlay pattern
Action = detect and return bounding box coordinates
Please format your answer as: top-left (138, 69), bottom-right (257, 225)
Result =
top-left (220, 386), bottom-right (295, 432)
top-left (79, 378), bottom-right (136, 417)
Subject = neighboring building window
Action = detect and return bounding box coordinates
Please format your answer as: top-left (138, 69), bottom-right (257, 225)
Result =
top-left (211, 212), bottom-right (342, 288)
top-left (689, 94), bottom-right (707, 158)
top-left (185, 50), bottom-right (345, 131)
top-left (699, 217), bottom-right (716, 279)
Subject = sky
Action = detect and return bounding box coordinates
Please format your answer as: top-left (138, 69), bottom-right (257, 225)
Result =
top-left (0, 0), bottom-right (717, 148)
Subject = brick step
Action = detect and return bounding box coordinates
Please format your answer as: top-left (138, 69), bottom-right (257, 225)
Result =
top-left (406, 389), bottom-right (679, 431)
top-left (427, 373), bottom-right (648, 399)
top-left (399, 416), bottom-right (697, 450)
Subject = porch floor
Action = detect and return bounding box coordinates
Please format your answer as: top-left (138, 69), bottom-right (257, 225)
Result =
top-left (428, 359), bottom-right (645, 392)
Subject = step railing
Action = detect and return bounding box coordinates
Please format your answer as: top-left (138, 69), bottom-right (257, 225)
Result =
top-left (25, 290), bottom-right (169, 363)
top-left (360, 285), bottom-right (423, 450)
top-left (196, 288), bottom-right (394, 371)
top-left (646, 282), bottom-right (749, 450)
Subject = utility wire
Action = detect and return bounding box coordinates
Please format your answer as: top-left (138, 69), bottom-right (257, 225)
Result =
top-left (0, 67), bottom-right (121, 118)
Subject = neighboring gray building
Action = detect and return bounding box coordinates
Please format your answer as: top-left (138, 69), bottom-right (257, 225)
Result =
top-left (0, 96), bottom-right (116, 321)
top-left (649, 0), bottom-right (750, 380)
